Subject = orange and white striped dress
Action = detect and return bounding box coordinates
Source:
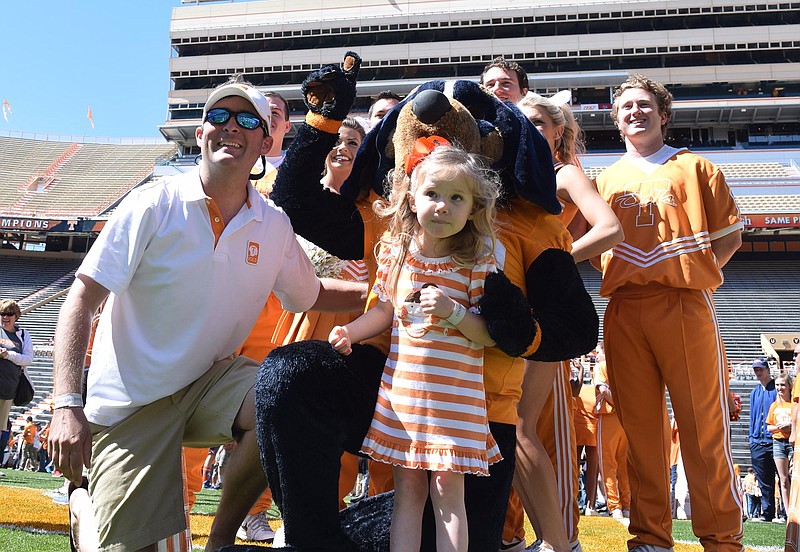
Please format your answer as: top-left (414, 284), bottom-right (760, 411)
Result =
top-left (361, 243), bottom-right (502, 476)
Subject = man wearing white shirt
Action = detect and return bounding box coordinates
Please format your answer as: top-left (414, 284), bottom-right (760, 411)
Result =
top-left (48, 79), bottom-right (363, 552)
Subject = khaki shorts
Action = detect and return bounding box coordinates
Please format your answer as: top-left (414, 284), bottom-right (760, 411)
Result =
top-left (88, 356), bottom-right (258, 552)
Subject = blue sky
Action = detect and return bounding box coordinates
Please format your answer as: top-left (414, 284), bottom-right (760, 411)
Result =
top-left (1, 1), bottom-right (182, 139)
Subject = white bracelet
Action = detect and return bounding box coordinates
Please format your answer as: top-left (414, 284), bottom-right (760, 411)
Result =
top-left (446, 301), bottom-right (467, 326)
top-left (53, 393), bottom-right (84, 409)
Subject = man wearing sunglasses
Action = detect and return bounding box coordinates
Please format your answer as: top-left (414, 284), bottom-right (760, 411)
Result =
top-left (48, 69), bottom-right (364, 552)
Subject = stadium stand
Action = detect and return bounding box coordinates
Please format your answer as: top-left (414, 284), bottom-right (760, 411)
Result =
top-left (578, 259), bottom-right (800, 365)
top-left (0, 255), bottom-right (80, 304)
top-left (0, 136), bottom-right (177, 217)
top-left (582, 161), bottom-right (800, 181)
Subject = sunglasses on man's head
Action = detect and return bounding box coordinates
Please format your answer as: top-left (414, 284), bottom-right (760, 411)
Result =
top-left (205, 108), bottom-right (264, 131)
top-left (0, 312), bottom-right (16, 317)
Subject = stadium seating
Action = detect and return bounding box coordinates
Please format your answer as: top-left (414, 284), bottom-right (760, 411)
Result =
top-left (581, 161), bottom-right (800, 181)
top-left (578, 258), bottom-right (800, 364)
top-left (0, 256), bottom-right (80, 305)
top-left (0, 136), bottom-right (177, 217)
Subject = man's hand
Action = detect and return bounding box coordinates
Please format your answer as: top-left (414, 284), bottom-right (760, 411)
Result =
top-left (48, 407), bottom-right (92, 485)
top-left (302, 51), bottom-right (362, 122)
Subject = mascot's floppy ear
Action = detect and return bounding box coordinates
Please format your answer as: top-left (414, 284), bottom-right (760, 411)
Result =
top-left (340, 79), bottom-right (561, 215)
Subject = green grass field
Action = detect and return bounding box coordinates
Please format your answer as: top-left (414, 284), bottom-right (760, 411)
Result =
top-left (0, 469), bottom-right (786, 551)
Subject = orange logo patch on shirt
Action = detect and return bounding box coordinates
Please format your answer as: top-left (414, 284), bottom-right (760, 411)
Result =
top-left (246, 242), bottom-right (260, 265)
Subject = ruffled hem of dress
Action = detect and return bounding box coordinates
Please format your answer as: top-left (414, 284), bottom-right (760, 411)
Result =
top-left (361, 435), bottom-right (502, 476)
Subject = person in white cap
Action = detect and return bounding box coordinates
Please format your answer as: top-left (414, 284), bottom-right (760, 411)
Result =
top-left (47, 72), bottom-right (366, 552)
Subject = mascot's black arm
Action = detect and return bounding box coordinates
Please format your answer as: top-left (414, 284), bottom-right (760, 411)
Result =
top-left (270, 123), bottom-right (366, 260)
top-left (270, 50), bottom-right (366, 261)
top-left (480, 249), bottom-right (599, 362)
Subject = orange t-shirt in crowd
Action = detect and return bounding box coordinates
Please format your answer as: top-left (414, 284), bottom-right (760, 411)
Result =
top-left (766, 398), bottom-right (792, 441)
top-left (23, 422), bottom-right (36, 445)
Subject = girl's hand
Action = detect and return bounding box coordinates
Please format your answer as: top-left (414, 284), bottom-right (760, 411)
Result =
top-left (329, 325), bottom-right (353, 355)
top-left (419, 285), bottom-right (456, 319)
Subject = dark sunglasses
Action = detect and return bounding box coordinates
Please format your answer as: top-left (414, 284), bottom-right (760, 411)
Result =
top-left (205, 108), bottom-right (265, 132)
top-left (0, 312), bottom-right (16, 317)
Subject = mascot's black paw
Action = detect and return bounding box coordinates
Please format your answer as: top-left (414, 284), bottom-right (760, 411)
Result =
top-left (302, 51), bottom-right (361, 122)
top-left (216, 492), bottom-right (393, 552)
top-left (479, 270), bottom-right (539, 358)
top-left (338, 491), bottom-right (392, 551)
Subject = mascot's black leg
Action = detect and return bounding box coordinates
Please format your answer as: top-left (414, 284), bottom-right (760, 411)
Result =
top-left (419, 422), bottom-right (516, 552)
top-left (255, 340), bottom-right (385, 551)
top-left (465, 422), bottom-right (516, 551)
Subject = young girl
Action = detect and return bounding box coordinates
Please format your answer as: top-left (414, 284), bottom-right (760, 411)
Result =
top-left (766, 375), bottom-right (792, 521)
top-left (329, 141), bottom-right (502, 552)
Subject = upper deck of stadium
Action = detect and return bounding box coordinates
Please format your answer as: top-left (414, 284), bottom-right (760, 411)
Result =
top-left (161, 0), bottom-right (800, 151)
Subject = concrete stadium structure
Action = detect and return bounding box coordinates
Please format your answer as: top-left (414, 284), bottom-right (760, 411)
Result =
top-left (160, 0), bottom-right (800, 154)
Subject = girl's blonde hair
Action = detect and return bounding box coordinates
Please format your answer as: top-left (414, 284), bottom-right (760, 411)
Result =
top-left (375, 145), bottom-right (500, 299)
top-left (518, 93), bottom-right (585, 165)
top-left (776, 374), bottom-right (793, 396)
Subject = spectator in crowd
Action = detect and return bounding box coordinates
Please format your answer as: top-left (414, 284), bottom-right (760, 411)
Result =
top-left (367, 90), bottom-right (401, 129)
top-left (47, 76), bottom-right (366, 552)
top-left (573, 364), bottom-right (601, 516)
top-left (594, 74), bottom-right (743, 552)
top-left (37, 421), bottom-right (50, 472)
top-left (0, 420), bottom-right (13, 472)
top-left (750, 357), bottom-right (778, 522)
top-left (669, 416), bottom-right (681, 517)
top-left (480, 57), bottom-right (529, 104)
top-left (594, 357), bottom-right (631, 520)
top-left (743, 467), bottom-right (761, 519)
top-left (251, 90), bottom-right (293, 196)
top-left (766, 374), bottom-right (792, 522)
top-left (19, 416), bottom-right (38, 471)
top-left (0, 299), bottom-right (34, 463)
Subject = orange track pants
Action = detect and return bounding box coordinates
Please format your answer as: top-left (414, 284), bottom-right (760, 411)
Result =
top-left (605, 286), bottom-right (742, 551)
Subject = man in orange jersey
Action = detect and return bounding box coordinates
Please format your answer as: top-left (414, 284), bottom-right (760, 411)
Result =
top-left (595, 74), bottom-right (743, 552)
top-left (481, 57), bottom-right (529, 104)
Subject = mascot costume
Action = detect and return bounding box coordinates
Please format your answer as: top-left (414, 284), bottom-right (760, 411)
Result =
top-left (221, 52), bottom-right (597, 552)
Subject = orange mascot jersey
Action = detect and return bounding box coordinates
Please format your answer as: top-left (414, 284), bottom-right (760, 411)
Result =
top-left (496, 199), bottom-right (576, 545)
top-left (485, 198), bottom-right (572, 424)
top-left (596, 147), bottom-right (743, 552)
